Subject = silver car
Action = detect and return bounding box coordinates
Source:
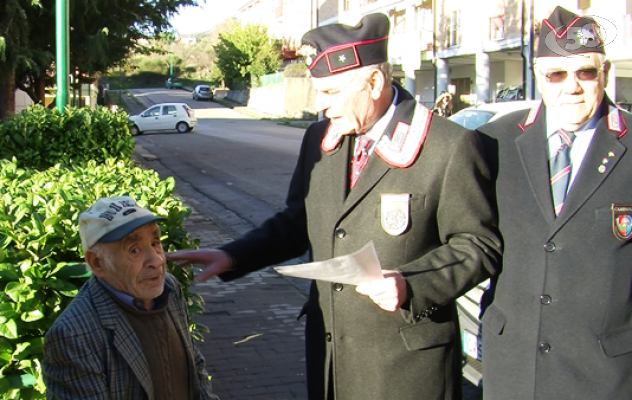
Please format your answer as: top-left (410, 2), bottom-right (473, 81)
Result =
top-left (193, 85), bottom-right (213, 101)
top-left (128, 103), bottom-right (197, 136)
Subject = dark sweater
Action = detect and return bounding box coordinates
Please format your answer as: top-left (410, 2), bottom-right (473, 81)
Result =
top-left (116, 300), bottom-right (191, 400)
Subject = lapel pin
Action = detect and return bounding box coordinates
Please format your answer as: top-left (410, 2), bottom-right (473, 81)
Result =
top-left (598, 165), bottom-right (607, 174)
top-left (602, 158), bottom-right (609, 164)
top-left (608, 151), bottom-right (615, 157)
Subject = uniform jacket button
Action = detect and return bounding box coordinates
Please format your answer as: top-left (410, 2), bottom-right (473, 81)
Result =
top-left (326, 333), bottom-right (332, 342)
top-left (541, 295), bottom-right (552, 305)
top-left (335, 228), bottom-right (346, 239)
top-left (333, 283), bottom-right (343, 292)
top-left (544, 242), bottom-right (556, 252)
top-left (539, 342), bottom-right (551, 353)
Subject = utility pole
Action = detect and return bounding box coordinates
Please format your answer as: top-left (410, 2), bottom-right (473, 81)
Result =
top-left (522, 0), bottom-right (535, 100)
top-left (55, 0), bottom-right (69, 111)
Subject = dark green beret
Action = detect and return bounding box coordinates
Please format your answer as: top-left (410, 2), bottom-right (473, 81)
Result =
top-left (538, 6), bottom-right (605, 57)
top-left (301, 13), bottom-right (390, 78)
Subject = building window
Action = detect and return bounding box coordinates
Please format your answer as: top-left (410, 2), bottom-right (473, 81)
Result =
top-left (276, 0), bottom-right (283, 18)
top-left (344, 0), bottom-right (350, 11)
top-left (390, 10), bottom-right (406, 34)
top-left (489, 0), bottom-right (505, 41)
top-left (448, 10), bottom-right (460, 47)
top-left (490, 17), bottom-right (504, 40)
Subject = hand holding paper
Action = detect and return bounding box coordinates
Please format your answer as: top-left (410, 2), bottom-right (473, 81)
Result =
top-left (356, 270), bottom-right (408, 312)
top-left (274, 241), bottom-right (384, 285)
top-left (274, 242), bottom-right (408, 312)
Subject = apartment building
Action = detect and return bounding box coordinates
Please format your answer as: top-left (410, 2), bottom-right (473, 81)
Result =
top-left (236, 0), bottom-right (632, 111)
top-left (435, 0), bottom-right (632, 111)
top-left (239, 0), bottom-right (317, 50)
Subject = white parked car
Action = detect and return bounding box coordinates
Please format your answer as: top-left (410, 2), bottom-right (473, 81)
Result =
top-left (449, 100), bottom-right (541, 130)
top-left (129, 103), bottom-right (197, 136)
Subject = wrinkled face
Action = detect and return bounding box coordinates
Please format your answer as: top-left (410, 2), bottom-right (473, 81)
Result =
top-left (536, 53), bottom-right (609, 131)
top-left (312, 70), bottom-right (378, 135)
top-left (92, 223), bottom-right (166, 310)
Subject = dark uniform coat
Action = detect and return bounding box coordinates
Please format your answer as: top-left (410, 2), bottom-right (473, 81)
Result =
top-left (221, 84), bottom-right (501, 400)
top-left (477, 100), bottom-right (632, 400)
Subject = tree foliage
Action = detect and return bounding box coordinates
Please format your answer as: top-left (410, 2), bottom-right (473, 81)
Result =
top-left (213, 21), bottom-right (282, 89)
top-left (0, 0), bottom-right (198, 121)
top-left (0, 0), bottom-right (44, 121)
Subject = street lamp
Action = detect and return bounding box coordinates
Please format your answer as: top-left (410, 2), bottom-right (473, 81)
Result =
top-left (55, 0), bottom-right (69, 111)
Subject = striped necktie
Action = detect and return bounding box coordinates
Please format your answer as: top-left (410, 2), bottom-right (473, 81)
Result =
top-left (350, 135), bottom-right (373, 189)
top-left (549, 129), bottom-right (576, 216)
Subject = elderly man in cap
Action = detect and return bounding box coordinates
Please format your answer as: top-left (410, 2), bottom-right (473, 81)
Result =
top-left (169, 13), bottom-right (500, 400)
top-left (42, 196), bottom-right (216, 400)
top-left (477, 6), bottom-right (632, 400)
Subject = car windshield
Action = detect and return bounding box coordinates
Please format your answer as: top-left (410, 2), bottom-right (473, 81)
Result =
top-left (449, 110), bottom-right (496, 129)
top-left (199, 86), bottom-right (210, 92)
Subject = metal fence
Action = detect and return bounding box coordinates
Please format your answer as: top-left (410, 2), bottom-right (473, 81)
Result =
top-left (259, 72), bottom-right (284, 86)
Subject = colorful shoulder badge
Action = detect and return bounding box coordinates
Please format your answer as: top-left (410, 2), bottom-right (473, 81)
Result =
top-left (374, 102), bottom-right (432, 168)
top-left (613, 204), bottom-right (632, 241)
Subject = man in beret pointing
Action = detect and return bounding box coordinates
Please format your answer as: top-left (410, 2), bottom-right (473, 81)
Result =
top-left (170, 13), bottom-right (500, 400)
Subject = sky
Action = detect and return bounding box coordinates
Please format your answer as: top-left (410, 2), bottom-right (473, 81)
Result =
top-left (169, 1), bottom-right (248, 35)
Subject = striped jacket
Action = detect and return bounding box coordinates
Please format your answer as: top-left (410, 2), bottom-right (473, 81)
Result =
top-left (43, 274), bottom-right (215, 400)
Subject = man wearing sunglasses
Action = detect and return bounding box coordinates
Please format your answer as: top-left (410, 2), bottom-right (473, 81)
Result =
top-left (477, 6), bottom-right (632, 400)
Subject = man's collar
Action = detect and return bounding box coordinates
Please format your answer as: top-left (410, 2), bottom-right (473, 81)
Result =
top-left (365, 84), bottom-right (399, 142)
top-left (546, 99), bottom-right (605, 138)
top-left (97, 277), bottom-right (172, 311)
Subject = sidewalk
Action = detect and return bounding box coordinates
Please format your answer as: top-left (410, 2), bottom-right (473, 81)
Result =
top-left (133, 146), bottom-right (309, 400)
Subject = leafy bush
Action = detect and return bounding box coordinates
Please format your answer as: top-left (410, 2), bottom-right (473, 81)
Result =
top-left (0, 158), bottom-right (203, 399)
top-left (0, 105), bottom-right (134, 171)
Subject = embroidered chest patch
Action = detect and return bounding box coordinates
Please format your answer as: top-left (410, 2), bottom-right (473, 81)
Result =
top-left (380, 193), bottom-right (410, 236)
top-left (613, 204), bottom-right (632, 241)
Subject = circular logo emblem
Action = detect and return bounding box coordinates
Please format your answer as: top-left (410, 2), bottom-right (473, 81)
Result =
top-left (385, 210), bottom-right (406, 231)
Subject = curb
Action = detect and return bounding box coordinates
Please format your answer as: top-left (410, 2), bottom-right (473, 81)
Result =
top-left (134, 144), bottom-right (158, 161)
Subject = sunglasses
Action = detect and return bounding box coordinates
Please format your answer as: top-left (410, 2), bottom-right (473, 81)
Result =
top-left (541, 67), bottom-right (602, 83)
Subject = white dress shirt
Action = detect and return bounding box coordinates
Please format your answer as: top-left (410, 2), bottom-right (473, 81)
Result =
top-left (546, 105), bottom-right (602, 193)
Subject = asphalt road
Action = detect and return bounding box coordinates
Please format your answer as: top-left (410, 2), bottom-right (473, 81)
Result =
top-left (127, 88), bottom-right (483, 400)
top-left (128, 88), bottom-right (303, 229)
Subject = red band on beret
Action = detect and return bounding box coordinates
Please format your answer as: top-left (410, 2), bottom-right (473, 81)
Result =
top-left (308, 36), bottom-right (388, 73)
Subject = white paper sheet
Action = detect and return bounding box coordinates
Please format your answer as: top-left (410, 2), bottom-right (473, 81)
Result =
top-left (274, 241), bottom-right (383, 285)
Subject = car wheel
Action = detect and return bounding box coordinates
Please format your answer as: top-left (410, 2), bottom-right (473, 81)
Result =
top-left (130, 125), bottom-right (142, 136)
top-left (176, 122), bottom-right (189, 133)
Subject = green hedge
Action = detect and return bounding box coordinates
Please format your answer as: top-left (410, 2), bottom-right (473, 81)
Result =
top-left (0, 105), bottom-right (134, 171)
top-left (0, 104), bottom-right (206, 399)
top-left (0, 157), bottom-right (204, 398)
